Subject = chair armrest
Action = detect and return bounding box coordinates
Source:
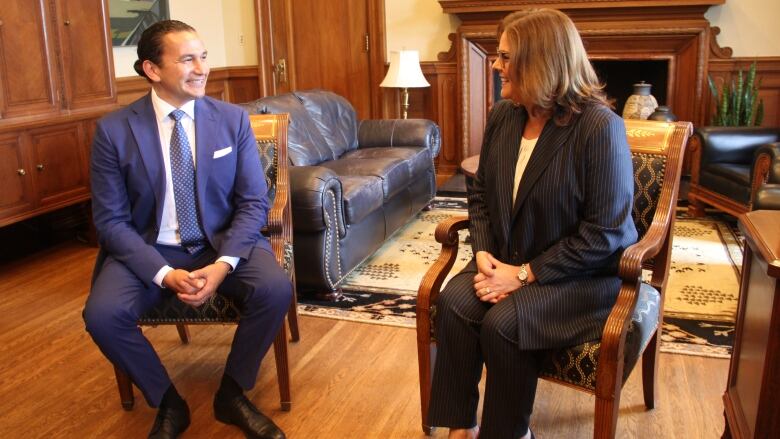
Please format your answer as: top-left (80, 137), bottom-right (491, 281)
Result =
top-left (264, 173), bottom-right (289, 237)
top-left (417, 216), bottom-right (470, 332)
top-left (289, 165), bottom-right (346, 237)
top-left (754, 183), bottom-right (780, 210)
top-left (753, 142), bottom-right (780, 184)
top-left (595, 200), bottom-right (675, 399)
top-left (358, 119), bottom-right (441, 158)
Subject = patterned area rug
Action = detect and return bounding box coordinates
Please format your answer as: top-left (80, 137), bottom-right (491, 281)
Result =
top-left (298, 199), bottom-right (741, 358)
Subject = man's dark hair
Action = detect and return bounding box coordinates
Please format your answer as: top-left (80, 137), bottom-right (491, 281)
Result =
top-left (133, 20), bottom-right (196, 80)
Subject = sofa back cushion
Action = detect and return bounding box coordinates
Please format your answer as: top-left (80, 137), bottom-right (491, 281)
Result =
top-left (698, 127), bottom-right (780, 166)
top-left (246, 92), bottom-right (335, 166)
top-left (295, 90), bottom-right (359, 157)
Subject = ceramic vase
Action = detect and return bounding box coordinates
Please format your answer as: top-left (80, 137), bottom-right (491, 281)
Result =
top-left (648, 105), bottom-right (677, 122)
top-left (622, 81), bottom-right (658, 120)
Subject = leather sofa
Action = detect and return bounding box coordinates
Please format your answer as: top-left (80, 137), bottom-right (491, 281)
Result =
top-left (241, 90), bottom-right (441, 298)
top-left (687, 127), bottom-right (780, 217)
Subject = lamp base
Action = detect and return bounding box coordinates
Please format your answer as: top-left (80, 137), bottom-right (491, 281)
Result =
top-left (401, 87), bottom-right (409, 119)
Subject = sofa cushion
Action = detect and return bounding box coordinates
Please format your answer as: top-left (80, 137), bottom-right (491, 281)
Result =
top-left (341, 146), bottom-right (432, 180)
top-left (320, 157), bottom-right (408, 201)
top-left (339, 175), bottom-right (384, 225)
top-left (295, 90), bottom-right (359, 158)
top-left (248, 93), bottom-right (336, 166)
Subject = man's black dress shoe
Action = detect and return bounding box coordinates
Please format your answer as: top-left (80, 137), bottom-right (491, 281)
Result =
top-left (214, 391), bottom-right (286, 439)
top-left (148, 403), bottom-right (190, 439)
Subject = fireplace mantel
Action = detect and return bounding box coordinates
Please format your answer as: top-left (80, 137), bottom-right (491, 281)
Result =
top-left (439, 0), bottom-right (724, 16)
top-left (440, 0), bottom-right (726, 159)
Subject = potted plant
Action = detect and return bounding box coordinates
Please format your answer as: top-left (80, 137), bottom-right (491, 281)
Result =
top-left (708, 61), bottom-right (764, 126)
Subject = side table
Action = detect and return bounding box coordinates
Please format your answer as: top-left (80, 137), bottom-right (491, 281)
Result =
top-left (723, 210), bottom-right (780, 438)
top-left (460, 155), bottom-right (479, 193)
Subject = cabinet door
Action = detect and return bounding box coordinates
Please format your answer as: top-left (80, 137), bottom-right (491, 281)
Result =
top-left (0, 0), bottom-right (60, 119)
top-left (54, 0), bottom-right (116, 110)
top-left (28, 123), bottom-right (90, 207)
top-left (0, 133), bottom-right (35, 224)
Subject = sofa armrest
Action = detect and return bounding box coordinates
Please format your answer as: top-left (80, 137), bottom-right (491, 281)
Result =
top-left (357, 119), bottom-right (441, 158)
top-left (753, 184), bottom-right (780, 210)
top-left (289, 166), bottom-right (346, 237)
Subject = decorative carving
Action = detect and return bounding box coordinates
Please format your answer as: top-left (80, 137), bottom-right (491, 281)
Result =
top-left (437, 33), bottom-right (457, 62)
top-left (709, 26), bottom-right (733, 59)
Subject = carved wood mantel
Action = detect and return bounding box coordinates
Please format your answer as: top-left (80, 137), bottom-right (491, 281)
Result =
top-left (439, 0), bottom-right (724, 160)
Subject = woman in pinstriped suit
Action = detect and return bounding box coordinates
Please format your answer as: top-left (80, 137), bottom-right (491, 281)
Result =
top-left (427, 9), bottom-right (638, 439)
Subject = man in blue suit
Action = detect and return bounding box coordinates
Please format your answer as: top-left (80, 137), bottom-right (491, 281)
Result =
top-left (83, 20), bottom-right (290, 439)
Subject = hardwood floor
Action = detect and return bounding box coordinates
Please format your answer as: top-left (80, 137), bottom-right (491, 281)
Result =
top-left (0, 240), bottom-right (729, 438)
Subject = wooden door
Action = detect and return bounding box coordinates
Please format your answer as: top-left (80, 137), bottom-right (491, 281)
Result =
top-left (28, 123), bottom-right (90, 207)
top-left (0, 0), bottom-right (60, 119)
top-left (53, 0), bottom-right (116, 111)
top-left (0, 132), bottom-right (35, 223)
top-left (257, 0), bottom-right (385, 120)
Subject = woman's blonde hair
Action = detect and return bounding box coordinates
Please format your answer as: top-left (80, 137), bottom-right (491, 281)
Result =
top-left (498, 9), bottom-right (610, 124)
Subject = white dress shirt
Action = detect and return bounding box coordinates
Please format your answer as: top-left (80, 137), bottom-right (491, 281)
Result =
top-left (150, 89), bottom-right (239, 287)
top-left (512, 136), bottom-right (538, 204)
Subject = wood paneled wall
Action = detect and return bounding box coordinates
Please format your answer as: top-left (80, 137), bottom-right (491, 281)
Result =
top-left (704, 29), bottom-right (780, 127)
top-left (116, 66), bottom-right (262, 106)
top-left (116, 52), bottom-right (780, 186)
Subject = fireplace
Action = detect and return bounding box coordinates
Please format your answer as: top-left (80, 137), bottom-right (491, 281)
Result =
top-left (592, 60), bottom-right (670, 116)
top-left (439, 0), bottom-right (724, 160)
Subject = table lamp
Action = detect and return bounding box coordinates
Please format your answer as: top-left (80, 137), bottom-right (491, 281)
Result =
top-left (380, 50), bottom-right (430, 119)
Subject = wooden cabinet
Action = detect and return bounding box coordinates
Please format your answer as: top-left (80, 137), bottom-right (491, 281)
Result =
top-left (0, 0), bottom-right (116, 227)
top-left (723, 210), bottom-right (780, 438)
top-left (0, 121), bottom-right (93, 227)
top-left (0, 133), bottom-right (35, 219)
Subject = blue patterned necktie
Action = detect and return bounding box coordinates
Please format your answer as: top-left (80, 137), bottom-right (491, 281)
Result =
top-left (169, 109), bottom-right (206, 254)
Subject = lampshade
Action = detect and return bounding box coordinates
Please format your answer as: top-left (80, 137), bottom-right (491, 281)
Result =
top-left (380, 50), bottom-right (430, 88)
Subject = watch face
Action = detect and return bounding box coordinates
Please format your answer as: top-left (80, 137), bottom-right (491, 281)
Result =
top-left (518, 266), bottom-right (528, 281)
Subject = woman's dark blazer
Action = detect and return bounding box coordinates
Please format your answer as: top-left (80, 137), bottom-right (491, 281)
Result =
top-left (468, 100), bottom-right (638, 350)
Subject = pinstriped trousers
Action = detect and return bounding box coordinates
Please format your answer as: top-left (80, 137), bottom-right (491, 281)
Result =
top-left (428, 261), bottom-right (539, 439)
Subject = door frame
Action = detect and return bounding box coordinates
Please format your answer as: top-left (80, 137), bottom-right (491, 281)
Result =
top-left (254, 0), bottom-right (386, 118)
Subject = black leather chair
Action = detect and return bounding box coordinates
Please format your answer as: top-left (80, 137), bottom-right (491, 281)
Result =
top-left (688, 127), bottom-right (780, 217)
top-left (241, 90), bottom-right (441, 299)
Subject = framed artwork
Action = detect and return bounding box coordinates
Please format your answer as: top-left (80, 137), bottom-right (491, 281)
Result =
top-left (109, 0), bottom-right (170, 46)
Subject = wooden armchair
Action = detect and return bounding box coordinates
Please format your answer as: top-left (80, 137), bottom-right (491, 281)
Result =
top-left (112, 113), bottom-right (299, 412)
top-left (416, 119), bottom-right (692, 438)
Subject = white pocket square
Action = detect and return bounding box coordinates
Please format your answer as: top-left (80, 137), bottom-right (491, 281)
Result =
top-left (213, 146), bottom-right (233, 159)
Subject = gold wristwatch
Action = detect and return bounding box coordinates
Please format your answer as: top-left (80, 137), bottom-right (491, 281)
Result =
top-left (517, 263), bottom-right (529, 287)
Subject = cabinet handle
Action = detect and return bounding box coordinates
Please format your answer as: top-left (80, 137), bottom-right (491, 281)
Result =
top-left (64, 20), bottom-right (71, 26)
top-left (36, 164), bottom-right (45, 171)
top-left (17, 169), bottom-right (26, 176)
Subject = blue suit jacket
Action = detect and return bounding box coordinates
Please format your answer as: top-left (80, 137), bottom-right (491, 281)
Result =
top-left (90, 94), bottom-right (270, 285)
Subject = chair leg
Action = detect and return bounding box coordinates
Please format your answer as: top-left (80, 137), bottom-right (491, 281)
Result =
top-left (687, 196), bottom-right (706, 217)
top-left (287, 273), bottom-right (300, 342)
top-left (175, 324), bottom-right (190, 344)
top-left (114, 365), bottom-right (135, 411)
top-left (641, 332), bottom-right (660, 409)
top-left (273, 323), bottom-right (292, 411)
top-left (594, 392), bottom-right (620, 439)
top-left (417, 339), bottom-right (436, 436)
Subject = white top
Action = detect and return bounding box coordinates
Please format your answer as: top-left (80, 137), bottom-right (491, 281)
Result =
top-left (150, 89), bottom-right (238, 287)
top-left (512, 136), bottom-right (538, 204)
